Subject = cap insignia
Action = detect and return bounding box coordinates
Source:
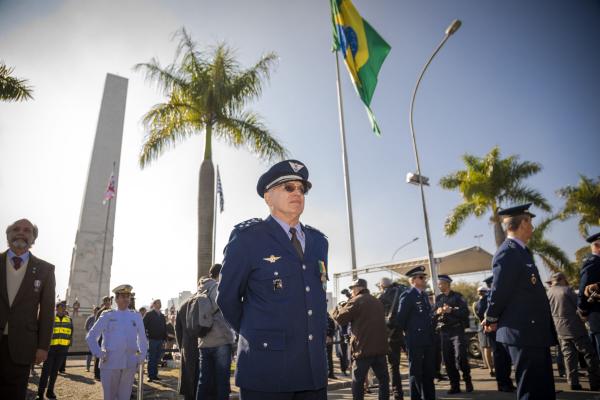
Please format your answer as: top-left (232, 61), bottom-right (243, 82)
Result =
top-left (289, 162), bottom-right (304, 173)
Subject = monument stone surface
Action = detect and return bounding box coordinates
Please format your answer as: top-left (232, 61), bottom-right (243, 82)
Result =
top-left (66, 73), bottom-right (128, 308)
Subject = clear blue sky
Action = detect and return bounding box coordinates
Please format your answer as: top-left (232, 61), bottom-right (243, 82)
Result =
top-left (0, 0), bottom-right (598, 306)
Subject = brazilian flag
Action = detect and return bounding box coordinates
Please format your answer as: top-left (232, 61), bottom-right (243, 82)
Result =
top-left (330, 0), bottom-right (391, 135)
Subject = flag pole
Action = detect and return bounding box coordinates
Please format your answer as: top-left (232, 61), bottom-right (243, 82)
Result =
top-left (97, 161), bottom-right (115, 304)
top-left (334, 51), bottom-right (359, 280)
top-left (212, 167), bottom-right (217, 266)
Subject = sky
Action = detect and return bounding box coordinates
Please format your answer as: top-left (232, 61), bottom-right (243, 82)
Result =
top-left (1, 0), bottom-right (598, 307)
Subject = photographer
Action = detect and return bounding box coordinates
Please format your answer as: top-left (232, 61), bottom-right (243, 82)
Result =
top-left (377, 277), bottom-right (406, 400)
top-left (333, 279), bottom-right (390, 400)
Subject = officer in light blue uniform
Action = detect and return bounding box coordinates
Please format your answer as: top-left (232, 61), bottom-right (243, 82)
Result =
top-left (86, 284), bottom-right (148, 400)
top-left (396, 265), bottom-right (435, 400)
top-left (217, 160), bottom-right (329, 400)
top-left (483, 204), bottom-right (557, 400)
top-left (578, 232), bottom-right (600, 356)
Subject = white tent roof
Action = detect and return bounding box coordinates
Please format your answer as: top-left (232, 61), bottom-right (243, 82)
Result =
top-left (335, 246), bottom-right (494, 278)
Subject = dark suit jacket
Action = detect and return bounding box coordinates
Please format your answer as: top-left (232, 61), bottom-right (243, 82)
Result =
top-left (0, 251), bottom-right (56, 365)
top-left (175, 297), bottom-right (199, 400)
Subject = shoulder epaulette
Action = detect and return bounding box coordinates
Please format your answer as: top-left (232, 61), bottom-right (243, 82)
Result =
top-left (235, 218), bottom-right (263, 231)
top-left (304, 224), bottom-right (327, 238)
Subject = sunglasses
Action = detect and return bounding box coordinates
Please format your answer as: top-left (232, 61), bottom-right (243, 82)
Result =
top-left (414, 275), bottom-right (427, 280)
top-left (280, 182), bottom-right (309, 195)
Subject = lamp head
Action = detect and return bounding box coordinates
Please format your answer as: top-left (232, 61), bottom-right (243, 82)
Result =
top-left (445, 19), bottom-right (462, 36)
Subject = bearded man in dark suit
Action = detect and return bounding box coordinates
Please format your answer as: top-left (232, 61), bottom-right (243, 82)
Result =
top-left (0, 218), bottom-right (56, 399)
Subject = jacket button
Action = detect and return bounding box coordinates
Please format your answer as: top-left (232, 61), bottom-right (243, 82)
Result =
top-left (308, 334), bottom-right (313, 341)
top-left (263, 342), bottom-right (268, 348)
top-left (308, 310), bottom-right (313, 316)
top-left (274, 271), bottom-right (279, 276)
top-left (531, 320), bottom-right (535, 324)
top-left (302, 265), bottom-right (306, 270)
top-left (305, 286), bottom-right (310, 292)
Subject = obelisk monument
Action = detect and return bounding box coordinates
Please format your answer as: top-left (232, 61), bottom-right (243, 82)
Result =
top-left (66, 73), bottom-right (128, 308)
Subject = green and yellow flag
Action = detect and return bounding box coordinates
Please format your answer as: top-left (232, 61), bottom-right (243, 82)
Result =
top-left (330, 0), bottom-right (391, 135)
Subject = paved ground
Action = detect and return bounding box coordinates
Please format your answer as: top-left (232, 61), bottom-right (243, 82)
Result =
top-left (26, 357), bottom-right (600, 399)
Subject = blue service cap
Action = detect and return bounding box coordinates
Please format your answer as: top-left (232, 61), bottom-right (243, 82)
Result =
top-left (256, 159), bottom-right (312, 198)
top-left (483, 276), bottom-right (493, 286)
top-left (586, 232), bottom-right (600, 244)
top-left (56, 300), bottom-right (67, 308)
top-left (497, 203), bottom-right (536, 218)
top-left (438, 274), bottom-right (452, 283)
top-left (406, 265), bottom-right (427, 277)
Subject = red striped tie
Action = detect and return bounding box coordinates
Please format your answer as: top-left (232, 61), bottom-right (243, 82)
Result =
top-left (12, 256), bottom-right (22, 270)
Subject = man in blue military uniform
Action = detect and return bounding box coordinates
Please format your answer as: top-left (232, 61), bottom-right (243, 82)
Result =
top-left (578, 232), bottom-right (600, 357)
top-left (433, 275), bottom-right (472, 394)
top-left (396, 266), bottom-right (435, 400)
top-left (483, 203), bottom-right (557, 400)
top-left (217, 159), bottom-right (329, 400)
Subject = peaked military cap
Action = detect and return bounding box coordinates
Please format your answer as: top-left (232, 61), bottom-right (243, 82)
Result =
top-left (348, 278), bottom-right (367, 288)
top-left (112, 284), bottom-right (133, 295)
top-left (438, 274), bottom-right (452, 283)
top-left (586, 232), bottom-right (600, 243)
top-left (406, 265), bottom-right (427, 277)
top-left (257, 159), bottom-right (312, 197)
top-left (498, 203), bottom-right (536, 218)
top-left (56, 300), bottom-right (67, 308)
top-left (483, 276), bottom-right (493, 285)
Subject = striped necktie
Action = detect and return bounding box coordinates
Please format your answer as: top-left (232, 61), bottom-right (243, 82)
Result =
top-left (12, 256), bottom-right (23, 271)
top-left (289, 228), bottom-right (304, 259)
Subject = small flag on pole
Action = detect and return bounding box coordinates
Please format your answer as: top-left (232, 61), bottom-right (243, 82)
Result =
top-left (216, 166), bottom-right (224, 213)
top-left (330, 0), bottom-right (391, 135)
top-left (103, 172), bottom-right (116, 205)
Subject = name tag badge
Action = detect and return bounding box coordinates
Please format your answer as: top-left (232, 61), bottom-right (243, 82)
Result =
top-left (33, 280), bottom-right (41, 292)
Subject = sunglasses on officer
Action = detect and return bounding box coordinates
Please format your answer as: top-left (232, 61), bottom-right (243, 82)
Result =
top-left (414, 275), bottom-right (427, 280)
top-left (277, 181), bottom-right (309, 195)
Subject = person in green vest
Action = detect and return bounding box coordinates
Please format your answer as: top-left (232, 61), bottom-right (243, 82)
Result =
top-left (35, 300), bottom-right (73, 400)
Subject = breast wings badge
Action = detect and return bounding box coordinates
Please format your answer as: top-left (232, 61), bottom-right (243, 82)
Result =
top-left (263, 255), bottom-right (281, 263)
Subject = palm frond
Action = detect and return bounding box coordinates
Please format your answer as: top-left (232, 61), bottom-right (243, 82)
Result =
top-left (0, 63), bottom-right (33, 102)
top-left (444, 202), bottom-right (477, 236)
top-left (214, 111), bottom-right (288, 161)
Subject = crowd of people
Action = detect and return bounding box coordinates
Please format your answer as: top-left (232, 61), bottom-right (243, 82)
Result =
top-left (1, 160), bottom-right (600, 400)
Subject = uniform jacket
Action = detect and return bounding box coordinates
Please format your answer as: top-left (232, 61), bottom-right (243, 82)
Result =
top-left (474, 296), bottom-right (488, 322)
top-left (433, 290), bottom-right (469, 332)
top-left (578, 253), bottom-right (600, 333)
top-left (332, 289), bottom-right (388, 359)
top-left (547, 285), bottom-right (588, 339)
top-left (86, 309), bottom-right (148, 370)
top-left (0, 251), bottom-right (56, 365)
top-left (198, 278), bottom-right (235, 348)
top-left (486, 238), bottom-right (557, 347)
top-left (217, 216), bottom-right (329, 392)
top-left (175, 296), bottom-right (199, 400)
top-left (395, 286), bottom-right (435, 347)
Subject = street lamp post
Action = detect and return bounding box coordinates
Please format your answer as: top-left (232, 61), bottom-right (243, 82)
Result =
top-left (408, 19), bottom-right (462, 296)
top-left (391, 237), bottom-right (419, 261)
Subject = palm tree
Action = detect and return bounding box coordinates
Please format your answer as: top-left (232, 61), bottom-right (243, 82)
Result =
top-left (557, 175), bottom-right (600, 238)
top-left (0, 63), bottom-right (33, 102)
top-left (439, 146), bottom-right (551, 248)
top-left (528, 215), bottom-right (575, 281)
top-left (135, 28), bottom-right (287, 279)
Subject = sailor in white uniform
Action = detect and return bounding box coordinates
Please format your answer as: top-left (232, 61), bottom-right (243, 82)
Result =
top-left (86, 284), bottom-right (148, 400)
